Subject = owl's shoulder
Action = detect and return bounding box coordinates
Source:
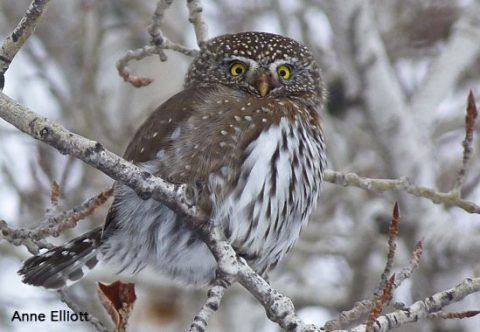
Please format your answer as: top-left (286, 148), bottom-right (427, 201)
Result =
top-left (123, 87), bottom-right (216, 163)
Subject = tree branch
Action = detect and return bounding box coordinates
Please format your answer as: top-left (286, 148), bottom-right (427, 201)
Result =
top-left (58, 288), bottom-right (108, 332)
top-left (324, 170), bottom-right (480, 214)
top-left (2, 89), bottom-right (480, 330)
top-left (350, 278), bottom-right (480, 332)
top-left (0, 0), bottom-right (51, 90)
top-left (0, 91), bottom-right (202, 221)
top-left (0, 188), bottom-right (112, 254)
top-left (116, 0), bottom-right (201, 87)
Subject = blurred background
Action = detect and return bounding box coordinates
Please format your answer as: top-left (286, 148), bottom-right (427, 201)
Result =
top-left (1, 0), bottom-right (480, 331)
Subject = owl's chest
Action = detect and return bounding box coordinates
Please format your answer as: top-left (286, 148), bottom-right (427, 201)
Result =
top-left (211, 116), bottom-right (325, 269)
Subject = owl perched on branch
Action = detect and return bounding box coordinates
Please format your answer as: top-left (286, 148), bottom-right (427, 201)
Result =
top-left (19, 32), bottom-right (327, 288)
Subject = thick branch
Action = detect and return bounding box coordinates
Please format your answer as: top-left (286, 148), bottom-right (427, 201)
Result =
top-left (0, 91), bottom-right (203, 221)
top-left (0, 0), bottom-right (51, 90)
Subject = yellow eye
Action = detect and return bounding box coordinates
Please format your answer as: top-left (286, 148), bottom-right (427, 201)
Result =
top-left (229, 62), bottom-right (247, 77)
top-left (277, 65), bottom-right (291, 80)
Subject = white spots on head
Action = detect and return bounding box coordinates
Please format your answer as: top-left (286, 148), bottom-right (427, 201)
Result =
top-left (240, 107), bottom-right (246, 111)
top-left (219, 142), bottom-right (227, 148)
top-left (247, 102), bottom-right (251, 106)
top-left (244, 115), bottom-right (252, 121)
top-left (152, 132), bottom-right (158, 138)
top-left (262, 118), bottom-right (267, 123)
top-left (224, 99), bottom-right (229, 103)
top-left (61, 250), bottom-right (70, 256)
top-left (234, 115), bottom-right (241, 122)
top-left (220, 130), bottom-right (228, 136)
top-left (202, 115), bottom-right (209, 120)
top-left (168, 117), bottom-right (172, 123)
top-left (140, 147), bottom-right (145, 153)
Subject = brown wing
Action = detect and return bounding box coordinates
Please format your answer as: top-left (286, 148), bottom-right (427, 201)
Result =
top-left (123, 87), bottom-right (212, 163)
top-left (103, 87), bottom-right (213, 233)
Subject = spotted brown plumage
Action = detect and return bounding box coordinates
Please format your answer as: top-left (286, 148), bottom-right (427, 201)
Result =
top-left (19, 32), bottom-right (327, 288)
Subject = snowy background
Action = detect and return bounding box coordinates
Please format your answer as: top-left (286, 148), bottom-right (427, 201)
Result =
top-left (1, 0), bottom-right (480, 331)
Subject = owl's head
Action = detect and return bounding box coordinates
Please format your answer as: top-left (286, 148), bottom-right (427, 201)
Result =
top-left (185, 32), bottom-right (324, 102)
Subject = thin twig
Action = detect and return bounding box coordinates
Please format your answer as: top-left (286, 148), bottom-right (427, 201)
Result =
top-left (0, 188), bottom-right (112, 252)
top-left (366, 275), bottom-right (395, 332)
top-left (188, 277), bottom-right (232, 332)
top-left (324, 170), bottom-right (480, 214)
top-left (0, 0), bottom-right (51, 90)
top-left (186, 0), bottom-right (209, 47)
top-left (350, 278), bottom-right (480, 331)
top-left (116, 0), bottom-right (200, 87)
top-left (428, 310), bottom-right (480, 320)
top-left (452, 91), bottom-right (478, 195)
top-left (148, 0), bottom-right (174, 62)
top-left (376, 203), bottom-right (399, 296)
top-left (58, 289), bottom-right (108, 332)
top-left (395, 240), bottom-right (423, 287)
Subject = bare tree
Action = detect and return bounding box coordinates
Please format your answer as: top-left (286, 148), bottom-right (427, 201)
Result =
top-left (1, 0), bottom-right (479, 331)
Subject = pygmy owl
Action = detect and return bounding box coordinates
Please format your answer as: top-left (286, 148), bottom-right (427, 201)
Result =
top-left (19, 32), bottom-right (326, 288)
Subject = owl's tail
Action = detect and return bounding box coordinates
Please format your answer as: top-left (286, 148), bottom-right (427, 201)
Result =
top-left (18, 227), bottom-right (103, 289)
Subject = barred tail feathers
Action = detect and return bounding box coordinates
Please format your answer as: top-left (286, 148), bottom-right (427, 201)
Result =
top-left (18, 227), bottom-right (102, 289)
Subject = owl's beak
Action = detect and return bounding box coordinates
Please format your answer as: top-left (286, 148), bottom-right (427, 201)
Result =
top-left (255, 74), bottom-right (270, 97)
